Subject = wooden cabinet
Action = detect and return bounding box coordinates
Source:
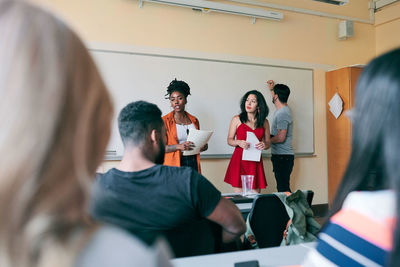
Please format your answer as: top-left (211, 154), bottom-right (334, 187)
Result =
top-left (326, 67), bottom-right (363, 204)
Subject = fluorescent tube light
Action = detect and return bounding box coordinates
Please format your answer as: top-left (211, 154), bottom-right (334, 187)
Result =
top-left (141, 0), bottom-right (283, 21)
top-left (374, 0), bottom-right (399, 9)
top-left (313, 0), bottom-right (349, 5)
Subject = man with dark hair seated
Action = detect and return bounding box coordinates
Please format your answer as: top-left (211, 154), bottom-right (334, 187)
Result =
top-left (90, 101), bottom-right (246, 257)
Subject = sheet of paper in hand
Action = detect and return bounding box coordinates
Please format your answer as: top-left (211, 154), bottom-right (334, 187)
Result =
top-left (183, 129), bottom-right (213, 156)
top-left (242, 131), bottom-right (261, 161)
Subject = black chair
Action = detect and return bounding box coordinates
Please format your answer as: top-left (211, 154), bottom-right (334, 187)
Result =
top-left (163, 219), bottom-right (222, 258)
top-left (245, 190), bottom-right (314, 249)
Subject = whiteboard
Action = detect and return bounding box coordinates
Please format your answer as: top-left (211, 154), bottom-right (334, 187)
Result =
top-left (91, 49), bottom-right (314, 158)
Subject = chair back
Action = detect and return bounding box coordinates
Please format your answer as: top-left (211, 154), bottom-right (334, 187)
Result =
top-left (163, 219), bottom-right (222, 258)
top-left (247, 190), bottom-right (313, 248)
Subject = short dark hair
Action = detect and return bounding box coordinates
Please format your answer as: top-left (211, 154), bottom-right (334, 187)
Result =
top-left (273, 84), bottom-right (290, 103)
top-left (239, 90), bottom-right (269, 128)
top-left (165, 79), bottom-right (191, 99)
top-left (118, 101), bottom-right (164, 146)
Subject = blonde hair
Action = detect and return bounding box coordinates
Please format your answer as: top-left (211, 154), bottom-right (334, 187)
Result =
top-left (0, 1), bottom-right (113, 266)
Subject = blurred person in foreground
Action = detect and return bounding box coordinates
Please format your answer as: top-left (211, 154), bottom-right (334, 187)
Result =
top-left (303, 48), bottom-right (400, 267)
top-left (0, 1), bottom-right (171, 267)
top-left (90, 101), bottom-right (246, 257)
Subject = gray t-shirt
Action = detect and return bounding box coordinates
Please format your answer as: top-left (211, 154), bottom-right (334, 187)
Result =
top-left (76, 225), bottom-right (172, 267)
top-left (271, 105), bottom-right (294, 155)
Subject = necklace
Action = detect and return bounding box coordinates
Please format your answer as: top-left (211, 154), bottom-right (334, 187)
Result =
top-left (174, 113), bottom-right (190, 134)
top-left (174, 113), bottom-right (190, 125)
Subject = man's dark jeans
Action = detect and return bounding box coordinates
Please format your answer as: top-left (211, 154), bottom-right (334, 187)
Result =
top-left (271, 154), bottom-right (294, 192)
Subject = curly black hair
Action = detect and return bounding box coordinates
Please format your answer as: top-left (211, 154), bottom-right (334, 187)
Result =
top-left (165, 78), bottom-right (191, 99)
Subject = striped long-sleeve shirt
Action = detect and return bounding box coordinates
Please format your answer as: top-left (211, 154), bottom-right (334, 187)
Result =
top-left (303, 190), bottom-right (396, 267)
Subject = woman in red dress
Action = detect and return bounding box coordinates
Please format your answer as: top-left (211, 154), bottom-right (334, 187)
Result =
top-left (224, 90), bottom-right (271, 193)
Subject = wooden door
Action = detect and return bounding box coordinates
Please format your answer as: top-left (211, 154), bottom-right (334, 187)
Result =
top-left (326, 67), bottom-right (363, 204)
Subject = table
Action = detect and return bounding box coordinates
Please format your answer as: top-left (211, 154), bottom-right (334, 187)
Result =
top-left (223, 193), bottom-right (258, 219)
top-left (235, 202), bottom-right (253, 213)
top-left (222, 193), bottom-right (256, 202)
top-left (171, 242), bottom-right (316, 267)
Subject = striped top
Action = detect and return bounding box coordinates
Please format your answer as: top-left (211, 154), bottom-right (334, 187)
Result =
top-left (303, 190), bottom-right (396, 267)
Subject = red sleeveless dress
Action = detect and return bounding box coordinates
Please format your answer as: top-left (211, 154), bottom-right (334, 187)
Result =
top-left (224, 123), bottom-right (267, 189)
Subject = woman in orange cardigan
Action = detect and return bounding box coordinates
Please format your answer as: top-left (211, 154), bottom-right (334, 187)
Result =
top-left (162, 79), bottom-right (207, 173)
